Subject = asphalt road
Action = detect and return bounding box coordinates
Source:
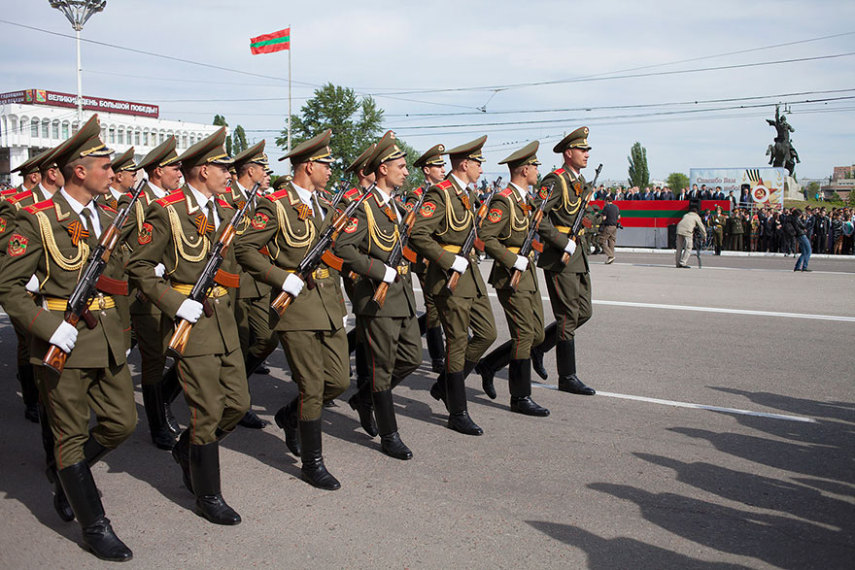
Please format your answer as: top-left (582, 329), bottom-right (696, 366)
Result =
top-left (1, 250), bottom-right (853, 569)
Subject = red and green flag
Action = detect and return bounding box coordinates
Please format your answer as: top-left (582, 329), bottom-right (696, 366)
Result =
top-left (590, 200), bottom-right (730, 228)
top-left (250, 28), bottom-right (290, 55)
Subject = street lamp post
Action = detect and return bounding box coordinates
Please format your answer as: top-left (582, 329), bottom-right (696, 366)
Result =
top-left (49, 0), bottom-right (107, 123)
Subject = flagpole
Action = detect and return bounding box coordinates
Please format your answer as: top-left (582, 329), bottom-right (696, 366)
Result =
top-left (287, 26), bottom-right (292, 155)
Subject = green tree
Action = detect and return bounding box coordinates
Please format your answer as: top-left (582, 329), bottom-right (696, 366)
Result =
top-left (666, 172), bottom-right (690, 193)
top-left (232, 125), bottom-right (248, 155)
top-left (627, 142), bottom-right (649, 188)
top-left (213, 115), bottom-right (231, 155)
top-left (276, 83), bottom-right (384, 182)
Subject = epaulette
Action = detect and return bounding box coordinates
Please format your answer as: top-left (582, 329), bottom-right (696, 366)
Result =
top-left (499, 188), bottom-right (513, 198)
top-left (414, 186), bottom-right (424, 197)
top-left (216, 197), bottom-right (233, 209)
top-left (98, 203), bottom-right (118, 214)
top-left (343, 187), bottom-right (360, 200)
top-left (7, 190), bottom-right (33, 205)
top-left (154, 192), bottom-right (186, 207)
top-left (553, 168), bottom-right (566, 176)
top-left (24, 198), bottom-right (54, 214)
top-left (1, 187), bottom-right (19, 197)
top-left (436, 180), bottom-right (453, 190)
top-left (266, 188), bottom-right (289, 202)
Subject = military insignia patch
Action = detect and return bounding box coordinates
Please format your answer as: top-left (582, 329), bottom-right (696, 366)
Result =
top-left (582, 217), bottom-right (593, 229)
top-left (343, 218), bottom-right (358, 234)
top-left (297, 204), bottom-right (311, 221)
top-left (251, 212), bottom-right (270, 230)
top-left (403, 202), bottom-right (414, 212)
top-left (488, 208), bottom-right (503, 223)
top-left (66, 220), bottom-right (90, 246)
top-left (538, 186), bottom-right (550, 200)
top-left (236, 199), bottom-right (247, 210)
top-left (419, 202), bottom-right (437, 218)
top-left (8, 233), bottom-right (28, 257)
top-left (0, 216), bottom-right (6, 233)
top-left (138, 222), bottom-right (153, 245)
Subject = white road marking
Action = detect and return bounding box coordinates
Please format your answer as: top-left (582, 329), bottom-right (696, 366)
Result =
top-left (533, 384), bottom-right (817, 423)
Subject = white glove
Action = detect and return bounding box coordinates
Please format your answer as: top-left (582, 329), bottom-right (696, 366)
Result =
top-left (25, 274), bottom-right (40, 293)
top-left (176, 299), bottom-right (204, 323)
top-left (343, 316), bottom-right (349, 328)
top-left (382, 265), bottom-right (397, 284)
top-left (564, 239), bottom-right (577, 256)
top-left (49, 321), bottom-right (78, 353)
top-left (281, 273), bottom-right (305, 297)
top-left (154, 263), bottom-right (165, 278)
top-left (451, 255), bottom-right (468, 273)
top-left (513, 255), bottom-right (529, 271)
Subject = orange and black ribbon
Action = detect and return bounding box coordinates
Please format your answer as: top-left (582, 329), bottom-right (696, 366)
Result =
top-left (195, 213), bottom-right (215, 235)
top-left (66, 220), bottom-right (89, 246)
top-left (460, 193), bottom-right (471, 211)
top-left (383, 204), bottom-right (397, 223)
top-left (296, 203), bottom-right (311, 220)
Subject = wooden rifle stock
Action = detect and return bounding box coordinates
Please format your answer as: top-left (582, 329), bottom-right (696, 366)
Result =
top-left (560, 164), bottom-right (602, 265)
top-left (446, 190), bottom-right (496, 293)
top-left (508, 182), bottom-right (555, 292)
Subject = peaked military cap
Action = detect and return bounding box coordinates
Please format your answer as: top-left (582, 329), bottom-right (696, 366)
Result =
top-left (413, 143), bottom-right (446, 168)
top-left (446, 135), bottom-right (487, 163)
top-left (345, 143), bottom-right (377, 174)
top-left (48, 114), bottom-right (113, 170)
top-left (279, 129), bottom-right (334, 164)
top-left (137, 137), bottom-right (180, 171)
top-left (553, 126), bottom-right (591, 153)
top-left (498, 141), bottom-right (540, 170)
top-left (111, 147), bottom-right (138, 173)
top-left (273, 174), bottom-right (292, 190)
top-left (232, 140), bottom-right (266, 169)
top-left (176, 127), bottom-right (233, 169)
top-left (12, 147), bottom-right (55, 175)
top-left (364, 131), bottom-right (407, 173)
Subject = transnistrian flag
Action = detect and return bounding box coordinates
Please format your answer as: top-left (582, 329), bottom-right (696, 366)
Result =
top-left (250, 28), bottom-right (290, 55)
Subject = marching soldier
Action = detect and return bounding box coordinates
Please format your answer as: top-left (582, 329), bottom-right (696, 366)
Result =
top-left (473, 142), bottom-right (549, 416)
top-left (0, 115), bottom-right (137, 561)
top-left (234, 130), bottom-right (349, 490)
top-left (335, 131), bottom-right (421, 459)
top-left (127, 128), bottom-right (249, 525)
top-left (226, 141), bottom-right (278, 429)
top-left (410, 136), bottom-right (497, 436)
top-left (407, 144), bottom-right (447, 374)
top-left (711, 205), bottom-right (726, 255)
top-left (533, 127), bottom-right (596, 396)
top-left (123, 138), bottom-right (185, 450)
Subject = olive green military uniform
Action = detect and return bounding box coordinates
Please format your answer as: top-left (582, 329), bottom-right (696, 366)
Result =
top-left (729, 212), bottom-right (744, 251)
top-left (583, 204), bottom-right (604, 254)
top-left (711, 212), bottom-right (725, 254)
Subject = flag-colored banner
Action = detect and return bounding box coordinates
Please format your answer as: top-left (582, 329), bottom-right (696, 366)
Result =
top-left (250, 28), bottom-right (290, 55)
top-left (590, 200), bottom-right (731, 228)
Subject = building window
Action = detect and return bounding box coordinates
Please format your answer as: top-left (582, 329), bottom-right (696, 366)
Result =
top-left (42, 120), bottom-right (50, 139)
top-left (52, 121), bottom-right (60, 139)
top-left (31, 118), bottom-right (40, 138)
top-left (20, 117), bottom-right (28, 137)
top-left (135, 130), bottom-right (140, 145)
top-left (108, 127), bottom-right (115, 144)
top-left (61, 121), bottom-right (69, 139)
top-left (117, 128), bottom-right (124, 145)
top-left (159, 132), bottom-right (165, 144)
top-left (183, 134), bottom-right (188, 148)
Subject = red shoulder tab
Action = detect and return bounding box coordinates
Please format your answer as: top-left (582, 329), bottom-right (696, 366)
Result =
top-left (98, 203), bottom-right (118, 214)
top-left (499, 188), bottom-right (513, 198)
top-left (154, 192), bottom-right (185, 207)
top-left (414, 186), bottom-right (424, 197)
top-left (24, 198), bottom-right (54, 214)
top-left (216, 197), bottom-right (233, 209)
top-left (7, 190), bottom-right (33, 205)
top-left (553, 168), bottom-right (566, 176)
top-left (343, 187), bottom-right (359, 199)
top-left (436, 180), bottom-right (453, 190)
top-left (266, 188), bottom-right (289, 202)
top-left (1, 187), bottom-right (19, 197)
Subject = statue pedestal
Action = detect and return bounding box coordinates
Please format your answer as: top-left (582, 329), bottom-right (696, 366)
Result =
top-left (784, 176), bottom-right (804, 201)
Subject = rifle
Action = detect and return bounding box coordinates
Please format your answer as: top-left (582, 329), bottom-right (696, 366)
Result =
top-left (560, 163), bottom-right (602, 265)
top-left (270, 183), bottom-right (376, 317)
top-left (371, 187), bottom-right (427, 308)
top-left (446, 188), bottom-right (497, 293)
top-left (328, 179), bottom-right (349, 211)
top-left (43, 178), bottom-right (147, 374)
top-left (167, 182), bottom-right (261, 357)
top-left (508, 182), bottom-right (555, 291)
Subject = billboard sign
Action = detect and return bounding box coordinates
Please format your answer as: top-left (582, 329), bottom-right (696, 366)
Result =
top-left (690, 167), bottom-right (786, 206)
top-left (0, 88), bottom-right (159, 118)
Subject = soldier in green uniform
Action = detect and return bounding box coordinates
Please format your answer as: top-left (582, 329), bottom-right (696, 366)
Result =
top-left (711, 205), bottom-right (725, 255)
top-left (533, 127), bottom-right (596, 395)
top-left (474, 141), bottom-right (549, 416)
top-left (226, 141), bottom-right (277, 429)
top-left (234, 130), bottom-right (349, 490)
top-left (407, 144), bottom-right (447, 374)
top-left (123, 138), bottom-right (185, 450)
top-left (729, 209), bottom-right (744, 251)
top-left (127, 128), bottom-right (249, 525)
top-left (582, 203), bottom-right (604, 255)
top-left (334, 132), bottom-right (421, 459)
top-left (410, 136), bottom-right (497, 436)
top-left (0, 115), bottom-right (137, 561)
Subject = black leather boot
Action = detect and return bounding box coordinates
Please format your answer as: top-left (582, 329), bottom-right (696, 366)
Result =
top-left (445, 371), bottom-right (483, 436)
top-left (19, 365), bottom-right (39, 423)
top-left (348, 385), bottom-right (378, 438)
top-left (244, 354), bottom-right (266, 378)
top-left (429, 370), bottom-right (447, 408)
top-left (238, 408), bottom-right (268, 429)
top-left (142, 384), bottom-right (178, 450)
top-left (83, 433), bottom-right (111, 467)
top-left (189, 441), bottom-right (241, 525)
top-left (475, 339), bottom-right (512, 400)
top-left (58, 461), bottom-right (133, 562)
top-left (274, 397), bottom-right (301, 456)
top-left (171, 429), bottom-right (193, 493)
top-left (425, 326), bottom-right (445, 374)
top-left (532, 322), bottom-right (557, 380)
top-left (508, 359), bottom-right (550, 417)
top-left (556, 340), bottom-right (595, 395)
top-left (161, 366), bottom-right (182, 435)
top-left (40, 403), bottom-right (74, 522)
top-left (417, 311), bottom-right (428, 335)
top-left (299, 419), bottom-right (341, 490)
top-left (372, 390), bottom-right (412, 460)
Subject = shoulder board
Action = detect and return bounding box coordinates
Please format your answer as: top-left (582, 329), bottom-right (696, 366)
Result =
top-left (414, 186), bottom-right (424, 197)
top-left (24, 198), bottom-right (54, 214)
top-left (553, 168), bottom-right (566, 176)
top-left (7, 190), bottom-right (33, 205)
top-left (436, 180), bottom-right (453, 190)
top-left (98, 203), bottom-right (118, 214)
top-left (318, 195), bottom-right (332, 207)
top-left (1, 188), bottom-right (19, 197)
top-left (499, 188), bottom-right (513, 198)
top-left (154, 192), bottom-right (185, 207)
top-left (216, 197), bottom-right (233, 209)
top-left (343, 187), bottom-right (360, 199)
top-left (266, 188), bottom-right (289, 202)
